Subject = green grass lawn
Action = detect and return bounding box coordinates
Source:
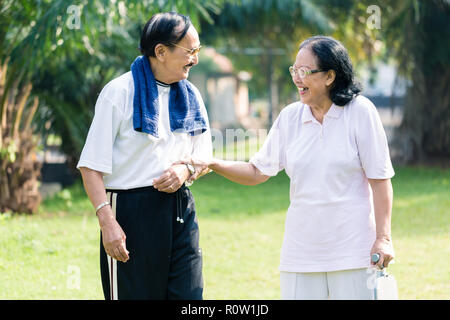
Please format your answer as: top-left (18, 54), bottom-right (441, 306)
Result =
top-left (0, 166), bottom-right (449, 299)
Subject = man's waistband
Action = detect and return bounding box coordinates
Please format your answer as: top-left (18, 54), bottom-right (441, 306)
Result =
top-left (106, 184), bottom-right (188, 194)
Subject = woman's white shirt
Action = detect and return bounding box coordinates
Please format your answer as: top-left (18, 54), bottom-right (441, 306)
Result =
top-left (77, 71), bottom-right (212, 190)
top-left (250, 95), bottom-right (395, 272)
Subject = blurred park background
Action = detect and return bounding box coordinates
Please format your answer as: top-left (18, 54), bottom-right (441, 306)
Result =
top-left (0, 0), bottom-right (449, 299)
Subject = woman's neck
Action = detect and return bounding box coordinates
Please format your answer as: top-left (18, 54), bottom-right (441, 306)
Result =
top-left (309, 98), bottom-right (333, 124)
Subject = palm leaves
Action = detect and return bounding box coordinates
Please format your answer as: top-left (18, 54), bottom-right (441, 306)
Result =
top-left (0, 0), bottom-right (228, 213)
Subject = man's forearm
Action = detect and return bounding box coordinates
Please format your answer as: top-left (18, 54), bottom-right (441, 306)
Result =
top-left (79, 167), bottom-right (114, 226)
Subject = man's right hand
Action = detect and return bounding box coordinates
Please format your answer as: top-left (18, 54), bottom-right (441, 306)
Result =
top-left (97, 208), bottom-right (129, 262)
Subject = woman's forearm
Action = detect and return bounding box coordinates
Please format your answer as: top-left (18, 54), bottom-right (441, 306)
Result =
top-left (369, 178), bottom-right (393, 240)
top-left (209, 159), bottom-right (270, 186)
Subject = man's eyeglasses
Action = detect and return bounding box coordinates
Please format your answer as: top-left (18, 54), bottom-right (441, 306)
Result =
top-left (171, 43), bottom-right (202, 56)
top-left (289, 66), bottom-right (325, 79)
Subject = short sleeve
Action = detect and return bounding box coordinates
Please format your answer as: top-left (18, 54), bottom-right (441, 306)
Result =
top-left (76, 83), bottom-right (124, 175)
top-left (249, 113), bottom-right (286, 176)
top-left (355, 98), bottom-right (395, 179)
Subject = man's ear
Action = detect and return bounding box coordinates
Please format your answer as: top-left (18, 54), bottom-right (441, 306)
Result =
top-left (325, 70), bottom-right (336, 87)
top-left (154, 44), bottom-right (166, 61)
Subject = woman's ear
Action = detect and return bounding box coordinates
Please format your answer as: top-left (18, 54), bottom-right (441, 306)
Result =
top-left (325, 70), bottom-right (336, 87)
top-left (154, 44), bottom-right (166, 61)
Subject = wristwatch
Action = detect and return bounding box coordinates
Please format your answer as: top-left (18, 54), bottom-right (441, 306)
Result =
top-left (185, 163), bottom-right (196, 187)
top-left (186, 163), bottom-right (196, 176)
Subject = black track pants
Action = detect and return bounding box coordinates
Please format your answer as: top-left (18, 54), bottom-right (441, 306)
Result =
top-left (99, 185), bottom-right (203, 300)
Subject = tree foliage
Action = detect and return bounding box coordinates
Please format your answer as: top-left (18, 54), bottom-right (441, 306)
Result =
top-left (198, 0), bottom-right (335, 126)
top-left (0, 0), bottom-right (229, 213)
top-left (1, 0), bottom-right (448, 213)
top-left (200, 0), bottom-right (450, 161)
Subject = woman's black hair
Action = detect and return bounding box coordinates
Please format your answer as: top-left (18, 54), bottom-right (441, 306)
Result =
top-left (299, 35), bottom-right (362, 106)
top-left (139, 12), bottom-right (192, 57)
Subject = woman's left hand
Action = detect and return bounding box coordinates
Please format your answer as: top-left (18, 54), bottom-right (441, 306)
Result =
top-left (370, 237), bottom-right (395, 269)
top-left (153, 164), bottom-right (190, 193)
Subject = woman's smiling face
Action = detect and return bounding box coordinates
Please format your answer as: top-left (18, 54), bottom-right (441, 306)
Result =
top-left (292, 47), bottom-right (333, 107)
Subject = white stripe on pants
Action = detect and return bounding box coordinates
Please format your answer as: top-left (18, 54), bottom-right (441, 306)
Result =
top-left (280, 268), bottom-right (374, 300)
top-left (106, 192), bottom-right (118, 300)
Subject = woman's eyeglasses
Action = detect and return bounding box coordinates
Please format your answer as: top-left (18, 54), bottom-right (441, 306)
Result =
top-left (289, 66), bottom-right (325, 79)
top-left (171, 43), bottom-right (202, 56)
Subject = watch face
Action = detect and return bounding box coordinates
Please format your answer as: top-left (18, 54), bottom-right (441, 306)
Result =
top-left (187, 163), bottom-right (195, 175)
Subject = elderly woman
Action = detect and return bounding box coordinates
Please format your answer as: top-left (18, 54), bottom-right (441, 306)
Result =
top-left (77, 12), bottom-right (212, 300)
top-left (187, 36), bottom-right (395, 299)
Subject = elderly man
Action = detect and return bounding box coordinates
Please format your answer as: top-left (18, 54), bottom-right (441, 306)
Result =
top-left (77, 12), bottom-right (212, 300)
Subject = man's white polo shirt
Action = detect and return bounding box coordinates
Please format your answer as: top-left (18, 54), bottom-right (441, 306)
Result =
top-left (77, 71), bottom-right (212, 190)
top-left (250, 95), bottom-right (395, 273)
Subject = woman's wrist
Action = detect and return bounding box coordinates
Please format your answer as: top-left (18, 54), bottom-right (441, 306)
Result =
top-left (376, 234), bottom-right (391, 241)
top-left (208, 158), bottom-right (219, 170)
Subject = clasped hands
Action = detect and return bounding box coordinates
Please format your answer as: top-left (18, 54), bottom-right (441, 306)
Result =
top-left (152, 157), bottom-right (212, 193)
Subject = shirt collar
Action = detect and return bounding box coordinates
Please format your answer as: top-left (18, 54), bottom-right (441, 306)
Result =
top-left (301, 103), bottom-right (343, 123)
top-left (156, 80), bottom-right (170, 93)
top-left (155, 79), bottom-right (170, 87)
top-left (325, 103), bottom-right (344, 119)
top-left (301, 104), bottom-right (315, 124)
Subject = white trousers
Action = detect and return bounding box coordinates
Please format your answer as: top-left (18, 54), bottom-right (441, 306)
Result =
top-left (280, 268), bottom-right (374, 300)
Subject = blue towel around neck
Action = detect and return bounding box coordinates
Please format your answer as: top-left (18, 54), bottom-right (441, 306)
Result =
top-left (130, 55), bottom-right (207, 138)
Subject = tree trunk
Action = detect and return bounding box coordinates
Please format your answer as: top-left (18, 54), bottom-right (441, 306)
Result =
top-left (397, 70), bottom-right (450, 163)
top-left (0, 59), bottom-right (41, 214)
top-left (393, 0), bottom-right (450, 164)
